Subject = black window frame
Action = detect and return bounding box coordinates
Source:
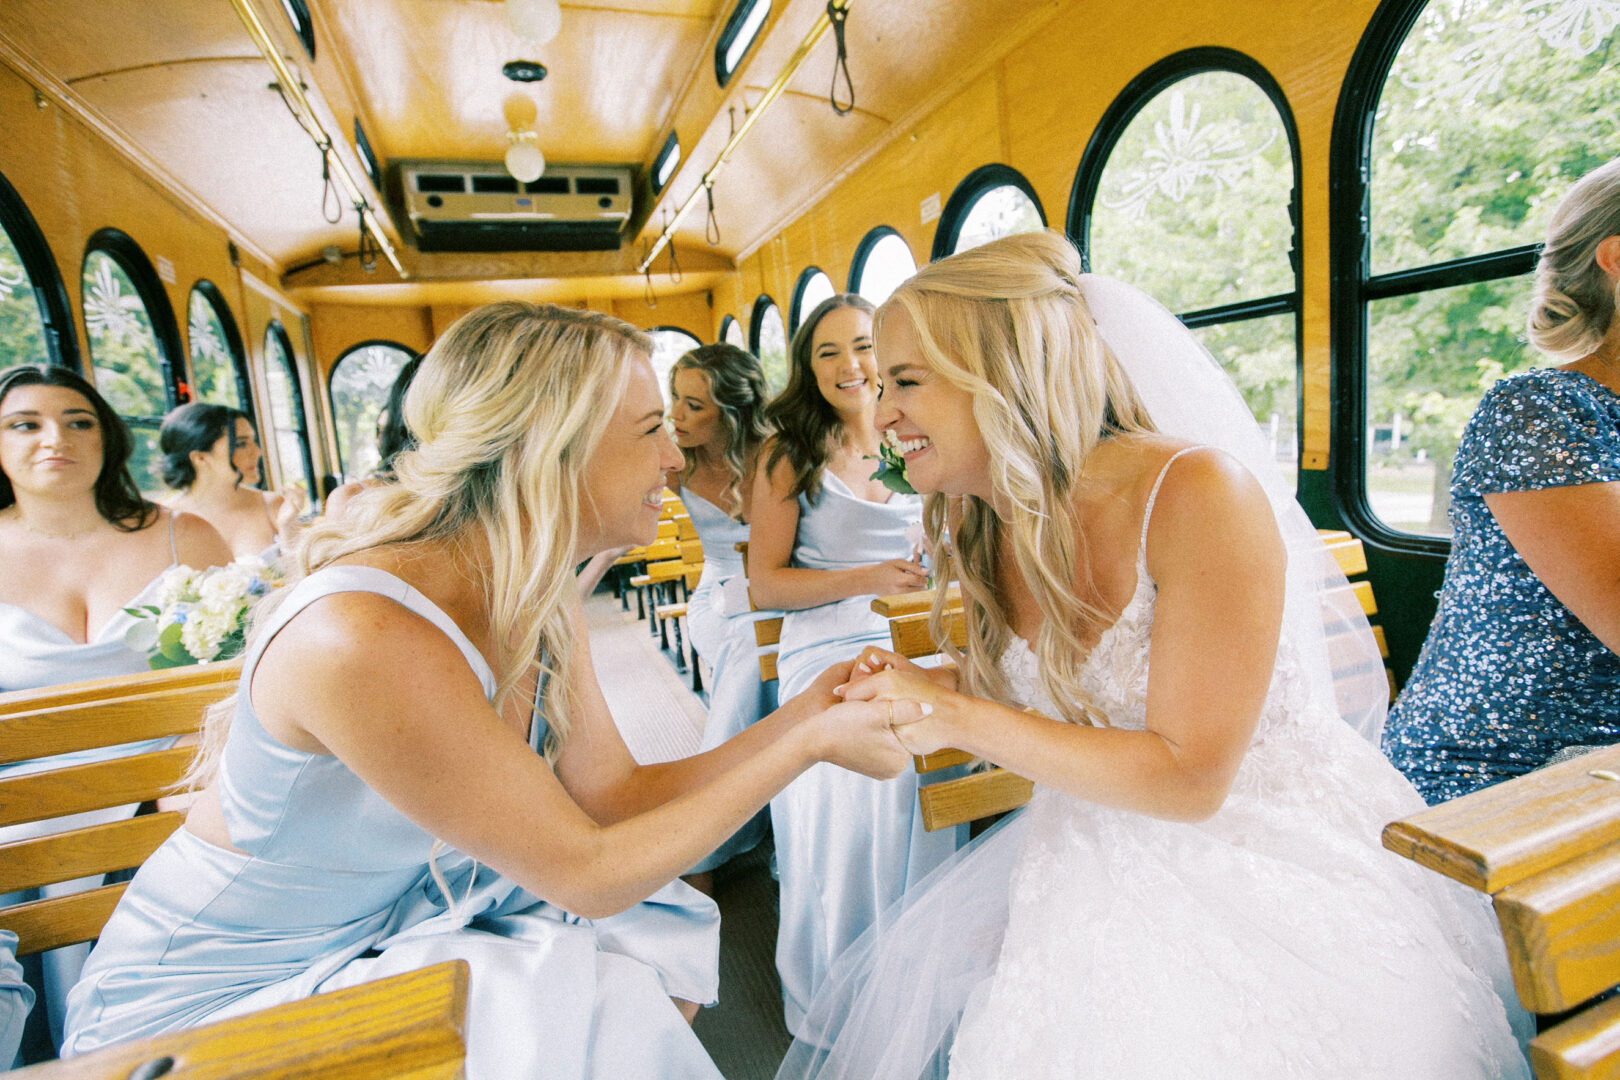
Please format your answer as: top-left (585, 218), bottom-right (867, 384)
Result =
top-left (931, 163), bottom-right (1048, 260)
top-left (789, 266), bottom-right (834, 337)
top-left (0, 167), bottom-right (78, 370)
top-left (354, 118), bottom-right (382, 193)
top-left (714, 0), bottom-right (770, 88)
top-left (748, 294), bottom-right (781, 357)
top-left (718, 313), bottom-right (741, 346)
top-left (1068, 47), bottom-right (1304, 483)
top-left (279, 0), bottom-right (316, 61)
top-left (327, 338), bottom-right (418, 480)
top-left (1329, 0), bottom-right (1542, 556)
top-left (81, 227), bottom-right (184, 420)
top-left (651, 131), bottom-right (681, 195)
top-left (186, 279), bottom-right (254, 422)
top-left (847, 225), bottom-right (915, 299)
top-left (263, 319), bottom-right (318, 499)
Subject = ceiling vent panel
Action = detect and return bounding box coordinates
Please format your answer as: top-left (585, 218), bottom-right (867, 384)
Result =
top-left (400, 162), bottom-right (632, 253)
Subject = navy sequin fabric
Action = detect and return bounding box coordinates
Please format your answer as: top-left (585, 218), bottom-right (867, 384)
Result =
top-left (1384, 368), bottom-right (1620, 803)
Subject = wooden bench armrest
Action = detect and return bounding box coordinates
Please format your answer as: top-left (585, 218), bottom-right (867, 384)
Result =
top-left (1530, 988), bottom-right (1620, 1079)
top-left (0, 661), bottom-right (241, 717)
top-left (918, 768), bottom-right (1032, 832)
top-left (870, 583), bottom-right (961, 619)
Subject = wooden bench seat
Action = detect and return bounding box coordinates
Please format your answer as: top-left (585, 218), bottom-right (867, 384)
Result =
top-left (12, 959), bottom-right (469, 1080)
top-left (1383, 745), bottom-right (1620, 1077)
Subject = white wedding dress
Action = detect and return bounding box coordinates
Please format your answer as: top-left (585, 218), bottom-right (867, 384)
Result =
top-left (778, 460), bottom-right (1533, 1080)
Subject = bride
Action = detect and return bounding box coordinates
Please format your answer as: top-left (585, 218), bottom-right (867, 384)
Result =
top-left (777, 231), bottom-right (1532, 1079)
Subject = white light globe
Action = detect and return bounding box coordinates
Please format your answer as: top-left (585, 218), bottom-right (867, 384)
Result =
top-left (506, 0), bottom-right (561, 44)
top-left (505, 140), bottom-right (546, 183)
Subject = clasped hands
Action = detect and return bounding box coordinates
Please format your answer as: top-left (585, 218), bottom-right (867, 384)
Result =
top-left (833, 646), bottom-right (959, 757)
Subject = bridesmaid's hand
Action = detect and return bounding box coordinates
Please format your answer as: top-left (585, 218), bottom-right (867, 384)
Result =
top-left (837, 646), bottom-right (958, 697)
top-left (810, 698), bottom-right (915, 779)
top-left (860, 558), bottom-right (929, 596)
top-left (795, 659), bottom-right (858, 715)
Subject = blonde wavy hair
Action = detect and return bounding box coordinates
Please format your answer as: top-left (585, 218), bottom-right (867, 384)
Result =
top-left (876, 230), bottom-right (1154, 725)
top-left (187, 302), bottom-right (648, 787)
top-left (1528, 157), bottom-right (1620, 360)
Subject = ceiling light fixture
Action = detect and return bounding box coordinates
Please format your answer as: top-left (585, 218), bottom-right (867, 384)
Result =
top-left (505, 129), bottom-right (545, 183)
top-left (506, 0), bottom-right (561, 44)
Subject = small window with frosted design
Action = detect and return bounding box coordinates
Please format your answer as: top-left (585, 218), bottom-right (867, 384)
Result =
top-left (187, 285), bottom-right (246, 412)
top-left (721, 315), bottom-right (747, 351)
top-left (937, 165), bottom-right (1047, 257)
top-left (0, 222), bottom-right (51, 368)
top-left (1081, 64), bottom-right (1299, 486)
top-left (82, 249), bottom-right (173, 490)
top-left (1357, 0), bottom-right (1620, 537)
top-left (264, 324), bottom-right (315, 500)
top-left (329, 342), bottom-right (413, 482)
top-left (850, 229), bottom-right (916, 306)
top-left (750, 297), bottom-right (788, 391)
top-left (791, 268), bottom-right (835, 336)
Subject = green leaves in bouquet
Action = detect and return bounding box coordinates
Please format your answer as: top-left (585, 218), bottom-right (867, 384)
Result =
top-left (150, 620), bottom-right (195, 669)
top-left (867, 442), bottom-right (916, 496)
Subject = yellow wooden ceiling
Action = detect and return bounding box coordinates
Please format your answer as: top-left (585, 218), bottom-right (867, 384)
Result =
top-left (0, 0), bottom-right (1060, 304)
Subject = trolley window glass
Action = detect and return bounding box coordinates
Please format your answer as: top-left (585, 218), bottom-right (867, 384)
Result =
top-left (328, 341), bottom-right (415, 483)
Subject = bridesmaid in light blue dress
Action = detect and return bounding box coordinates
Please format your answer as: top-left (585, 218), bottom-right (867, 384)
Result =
top-left (666, 344), bottom-right (779, 876)
top-left (0, 363), bottom-right (232, 1059)
top-left (59, 304), bottom-right (914, 1080)
top-left (749, 296), bottom-right (965, 1037)
top-left (158, 404), bottom-right (299, 563)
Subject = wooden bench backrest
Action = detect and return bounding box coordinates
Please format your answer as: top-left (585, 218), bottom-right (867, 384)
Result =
top-left (12, 959), bottom-right (469, 1080)
top-left (1383, 745), bottom-right (1620, 1077)
top-left (0, 669), bottom-right (238, 956)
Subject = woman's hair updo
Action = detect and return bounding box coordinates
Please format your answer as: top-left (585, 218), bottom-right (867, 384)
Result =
top-left (670, 343), bottom-right (771, 516)
top-left (1528, 157), bottom-right (1620, 360)
top-left (158, 402), bottom-right (247, 490)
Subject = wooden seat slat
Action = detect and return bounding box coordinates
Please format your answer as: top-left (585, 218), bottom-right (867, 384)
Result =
top-left (869, 584), bottom-right (961, 619)
top-left (755, 617), bottom-right (782, 649)
top-left (655, 603), bottom-right (688, 621)
top-left (0, 684), bottom-right (228, 766)
top-left (0, 747), bottom-right (194, 827)
top-left (1493, 838), bottom-right (1620, 1013)
top-left (1528, 989), bottom-right (1620, 1080)
top-left (1381, 745), bottom-right (1620, 893)
top-left (760, 653), bottom-right (777, 683)
top-left (642, 559), bottom-right (690, 584)
top-left (0, 661), bottom-right (241, 717)
top-left (914, 748), bottom-right (974, 774)
top-left (655, 520), bottom-right (678, 540)
top-left (11, 958), bottom-right (470, 1079)
top-left (886, 610), bottom-right (967, 660)
top-left (1322, 534), bottom-right (1369, 577)
top-left (917, 768), bottom-right (1034, 833)
top-left (1, 883), bottom-right (127, 957)
top-left (0, 812), bottom-right (183, 894)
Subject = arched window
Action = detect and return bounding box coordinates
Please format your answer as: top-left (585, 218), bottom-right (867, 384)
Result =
top-left (790, 267), bottom-right (836, 336)
top-left (933, 164), bottom-right (1047, 258)
top-left (279, 0), bottom-right (315, 61)
top-left (715, 0), bottom-right (769, 87)
top-left (0, 168), bottom-right (77, 369)
top-left (719, 314), bottom-right (747, 350)
top-left (1072, 51), bottom-right (1300, 483)
top-left (1332, 0), bottom-right (1620, 542)
top-left (81, 230), bottom-right (182, 491)
top-left (263, 321), bottom-right (316, 500)
top-left (749, 296), bottom-right (788, 391)
top-left (648, 326), bottom-right (702, 404)
top-left (849, 228), bottom-right (916, 305)
top-left (329, 340), bottom-right (414, 482)
top-left (187, 281), bottom-right (250, 416)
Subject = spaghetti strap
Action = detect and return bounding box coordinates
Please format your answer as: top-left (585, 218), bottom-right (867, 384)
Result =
top-left (1139, 445), bottom-right (1203, 548)
top-left (165, 508), bottom-right (178, 566)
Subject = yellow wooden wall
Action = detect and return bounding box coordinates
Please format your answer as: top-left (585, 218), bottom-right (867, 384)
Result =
top-left (722, 0), bottom-right (1385, 471)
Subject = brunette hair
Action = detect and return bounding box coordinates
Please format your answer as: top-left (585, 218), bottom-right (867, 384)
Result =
top-left (762, 294), bottom-right (876, 503)
top-left (670, 344), bottom-right (771, 516)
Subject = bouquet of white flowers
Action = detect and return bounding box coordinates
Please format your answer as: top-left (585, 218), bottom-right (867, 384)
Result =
top-left (124, 556), bottom-right (284, 668)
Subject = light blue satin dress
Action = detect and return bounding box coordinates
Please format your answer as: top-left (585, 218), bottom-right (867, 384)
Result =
top-left (63, 566), bottom-right (723, 1080)
top-left (681, 488), bottom-right (778, 874)
top-left (769, 472), bottom-right (964, 1037)
top-left (0, 524), bottom-right (176, 1057)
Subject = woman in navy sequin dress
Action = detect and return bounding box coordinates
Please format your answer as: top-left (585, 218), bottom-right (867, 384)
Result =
top-left (1384, 160), bottom-right (1620, 803)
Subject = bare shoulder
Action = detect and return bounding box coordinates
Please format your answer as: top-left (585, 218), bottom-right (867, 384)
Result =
top-left (253, 586), bottom-right (488, 747)
top-left (1141, 440), bottom-right (1282, 573)
top-left (322, 481), bottom-right (366, 520)
top-left (168, 507), bottom-right (233, 568)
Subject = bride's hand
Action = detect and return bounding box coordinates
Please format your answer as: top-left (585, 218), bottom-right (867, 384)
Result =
top-left (841, 668), bottom-right (960, 758)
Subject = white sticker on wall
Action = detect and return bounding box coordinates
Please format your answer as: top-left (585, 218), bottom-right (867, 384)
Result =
top-left (919, 192), bottom-right (941, 225)
top-left (155, 255), bottom-right (176, 285)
